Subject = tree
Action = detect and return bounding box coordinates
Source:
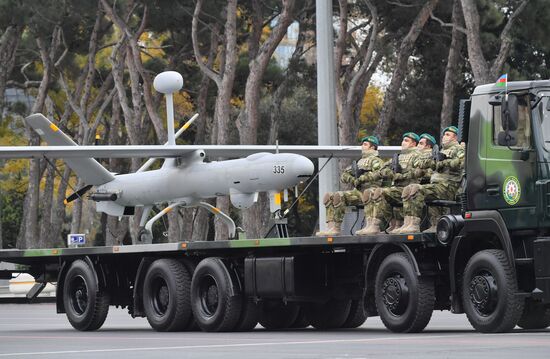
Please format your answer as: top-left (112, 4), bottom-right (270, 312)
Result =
top-left (374, 0), bottom-right (440, 141)
top-left (460, 0), bottom-right (530, 85)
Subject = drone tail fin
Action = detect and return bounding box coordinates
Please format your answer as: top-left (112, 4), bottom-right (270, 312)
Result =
top-left (25, 113), bottom-right (115, 185)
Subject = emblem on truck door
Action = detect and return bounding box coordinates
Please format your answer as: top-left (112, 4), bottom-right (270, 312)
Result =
top-left (503, 176), bottom-right (521, 205)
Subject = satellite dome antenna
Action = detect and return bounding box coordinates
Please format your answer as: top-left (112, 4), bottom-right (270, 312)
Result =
top-left (154, 71), bottom-right (184, 146)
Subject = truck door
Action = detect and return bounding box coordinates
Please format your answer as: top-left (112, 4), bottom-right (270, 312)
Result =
top-left (482, 94), bottom-right (537, 229)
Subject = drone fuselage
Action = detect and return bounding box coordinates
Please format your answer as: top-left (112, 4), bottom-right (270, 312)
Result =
top-left (94, 152), bottom-right (314, 215)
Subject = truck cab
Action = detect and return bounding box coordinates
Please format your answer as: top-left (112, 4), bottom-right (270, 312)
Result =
top-left (441, 80), bottom-right (550, 332)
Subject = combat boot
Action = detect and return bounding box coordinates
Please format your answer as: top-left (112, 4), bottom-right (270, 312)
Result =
top-left (387, 218), bottom-right (404, 234)
top-left (422, 221), bottom-right (437, 233)
top-left (422, 215), bottom-right (439, 233)
top-left (324, 221), bottom-right (342, 236)
top-left (316, 221), bottom-right (334, 236)
top-left (400, 216), bottom-right (421, 233)
top-left (355, 218), bottom-right (382, 235)
top-left (393, 216), bottom-right (411, 234)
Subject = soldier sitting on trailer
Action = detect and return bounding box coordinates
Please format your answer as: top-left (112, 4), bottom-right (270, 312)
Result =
top-left (396, 126), bottom-right (465, 233)
top-left (316, 135), bottom-right (387, 236)
top-left (356, 132), bottom-right (426, 235)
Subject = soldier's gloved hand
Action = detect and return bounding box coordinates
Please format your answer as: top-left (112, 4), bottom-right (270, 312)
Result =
top-left (435, 152), bottom-right (447, 161)
top-left (436, 160), bottom-right (448, 171)
top-left (413, 168), bottom-right (424, 178)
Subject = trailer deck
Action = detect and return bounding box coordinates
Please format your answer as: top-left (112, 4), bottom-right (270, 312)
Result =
top-left (0, 233), bottom-right (435, 265)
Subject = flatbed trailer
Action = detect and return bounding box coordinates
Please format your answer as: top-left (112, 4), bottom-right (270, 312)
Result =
top-left (0, 232), bottom-right (450, 334)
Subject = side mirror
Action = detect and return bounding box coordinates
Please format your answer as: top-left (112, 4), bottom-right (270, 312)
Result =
top-left (497, 131), bottom-right (517, 147)
top-left (502, 94), bottom-right (519, 131)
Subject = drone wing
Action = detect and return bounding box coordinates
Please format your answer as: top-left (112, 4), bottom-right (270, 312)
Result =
top-left (0, 114), bottom-right (400, 161)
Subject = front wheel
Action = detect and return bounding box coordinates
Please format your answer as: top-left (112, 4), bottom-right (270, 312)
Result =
top-left (63, 260), bottom-right (110, 331)
top-left (374, 253), bottom-right (434, 333)
top-left (462, 249), bottom-right (524, 333)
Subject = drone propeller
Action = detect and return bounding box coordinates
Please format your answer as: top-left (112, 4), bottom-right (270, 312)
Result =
top-left (64, 184), bottom-right (93, 204)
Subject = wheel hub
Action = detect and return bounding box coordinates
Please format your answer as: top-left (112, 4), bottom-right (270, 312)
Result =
top-left (469, 272), bottom-right (498, 316)
top-left (382, 275), bottom-right (409, 315)
top-left (199, 275), bottom-right (219, 317)
top-left (151, 278), bottom-right (170, 315)
top-left (69, 276), bottom-right (88, 315)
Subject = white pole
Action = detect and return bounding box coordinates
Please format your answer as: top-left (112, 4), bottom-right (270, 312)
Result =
top-left (166, 93), bottom-right (176, 146)
top-left (316, 0), bottom-right (339, 231)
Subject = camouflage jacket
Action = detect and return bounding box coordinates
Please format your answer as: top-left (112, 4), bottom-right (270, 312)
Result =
top-left (399, 148), bottom-right (434, 185)
top-left (391, 147), bottom-right (422, 187)
top-left (341, 150), bottom-right (387, 190)
top-left (431, 141), bottom-right (465, 184)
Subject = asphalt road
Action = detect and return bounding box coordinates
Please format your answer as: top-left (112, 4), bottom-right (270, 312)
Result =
top-left (0, 304), bottom-right (548, 358)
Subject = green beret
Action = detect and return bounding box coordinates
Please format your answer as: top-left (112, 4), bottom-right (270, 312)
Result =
top-left (420, 133), bottom-right (436, 146)
top-left (360, 135), bottom-right (379, 146)
top-left (443, 126), bottom-right (459, 135)
top-left (402, 132), bottom-right (420, 143)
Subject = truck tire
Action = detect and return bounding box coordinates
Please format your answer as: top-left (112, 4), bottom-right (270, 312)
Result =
top-left (234, 298), bottom-right (259, 331)
top-left (306, 299), bottom-right (352, 330)
top-left (191, 258), bottom-right (243, 332)
top-left (517, 299), bottom-right (550, 329)
top-left (462, 249), bottom-right (524, 333)
top-left (63, 260), bottom-right (110, 331)
top-left (259, 301), bottom-right (299, 330)
top-left (341, 299), bottom-right (367, 328)
top-left (143, 258), bottom-right (193, 331)
top-left (375, 253), bottom-right (434, 333)
top-left (290, 307), bottom-right (310, 328)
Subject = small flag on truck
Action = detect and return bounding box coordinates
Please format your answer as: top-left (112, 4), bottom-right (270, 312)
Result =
top-left (495, 74), bottom-right (507, 87)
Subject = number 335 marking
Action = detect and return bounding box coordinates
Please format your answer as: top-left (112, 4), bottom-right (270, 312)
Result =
top-left (273, 165), bottom-right (285, 174)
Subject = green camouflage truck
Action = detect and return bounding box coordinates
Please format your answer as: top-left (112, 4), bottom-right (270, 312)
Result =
top-left (0, 80), bottom-right (549, 335)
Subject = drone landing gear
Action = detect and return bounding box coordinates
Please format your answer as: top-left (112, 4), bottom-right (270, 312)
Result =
top-left (196, 202), bottom-right (237, 239)
top-left (138, 203), bottom-right (183, 244)
top-left (137, 201), bottom-right (239, 244)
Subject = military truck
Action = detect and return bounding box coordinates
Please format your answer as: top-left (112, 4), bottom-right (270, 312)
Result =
top-left (0, 80), bottom-right (549, 334)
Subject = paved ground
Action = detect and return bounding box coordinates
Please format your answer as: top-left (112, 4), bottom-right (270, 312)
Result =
top-left (0, 304), bottom-right (548, 358)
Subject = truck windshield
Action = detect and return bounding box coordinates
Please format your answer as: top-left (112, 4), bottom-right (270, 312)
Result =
top-left (539, 97), bottom-right (550, 151)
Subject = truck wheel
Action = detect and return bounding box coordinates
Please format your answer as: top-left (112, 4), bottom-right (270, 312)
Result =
top-left (259, 300), bottom-right (299, 330)
top-left (63, 260), bottom-right (110, 331)
top-left (462, 249), bottom-right (524, 333)
top-left (375, 253), bottom-right (434, 333)
top-left (341, 299), bottom-right (367, 328)
top-left (290, 307), bottom-right (310, 328)
top-left (143, 258), bottom-right (193, 331)
top-left (306, 299), bottom-right (352, 330)
top-left (518, 299), bottom-right (550, 329)
top-left (191, 258), bottom-right (243, 332)
top-left (234, 298), bottom-right (259, 331)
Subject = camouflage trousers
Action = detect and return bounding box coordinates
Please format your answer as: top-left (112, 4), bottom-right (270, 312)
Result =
top-left (324, 188), bottom-right (365, 223)
top-left (371, 187), bottom-right (404, 224)
top-left (402, 182), bottom-right (459, 218)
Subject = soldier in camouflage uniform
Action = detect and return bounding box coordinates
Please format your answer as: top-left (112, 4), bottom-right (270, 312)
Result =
top-left (396, 126), bottom-right (465, 233)
top-left (316, 136), bottom-right (386, 236)
top-left (356, 132), bottom-right (425, 234)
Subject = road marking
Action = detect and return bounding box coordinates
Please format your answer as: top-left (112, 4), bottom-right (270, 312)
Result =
top-left (0, 334), bottom-right (482, 357)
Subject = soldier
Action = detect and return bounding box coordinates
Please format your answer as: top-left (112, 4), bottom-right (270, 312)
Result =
top-left (316, 135), bottom-right (386, 236)
top-left (396, 126), bottom-right (465, 233)
top-left (356, 132), bottom-right (423, 235)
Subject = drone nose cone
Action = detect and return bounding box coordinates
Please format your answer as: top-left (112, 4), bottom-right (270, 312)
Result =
top-left (294, 156), bottom-right (314, 178)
